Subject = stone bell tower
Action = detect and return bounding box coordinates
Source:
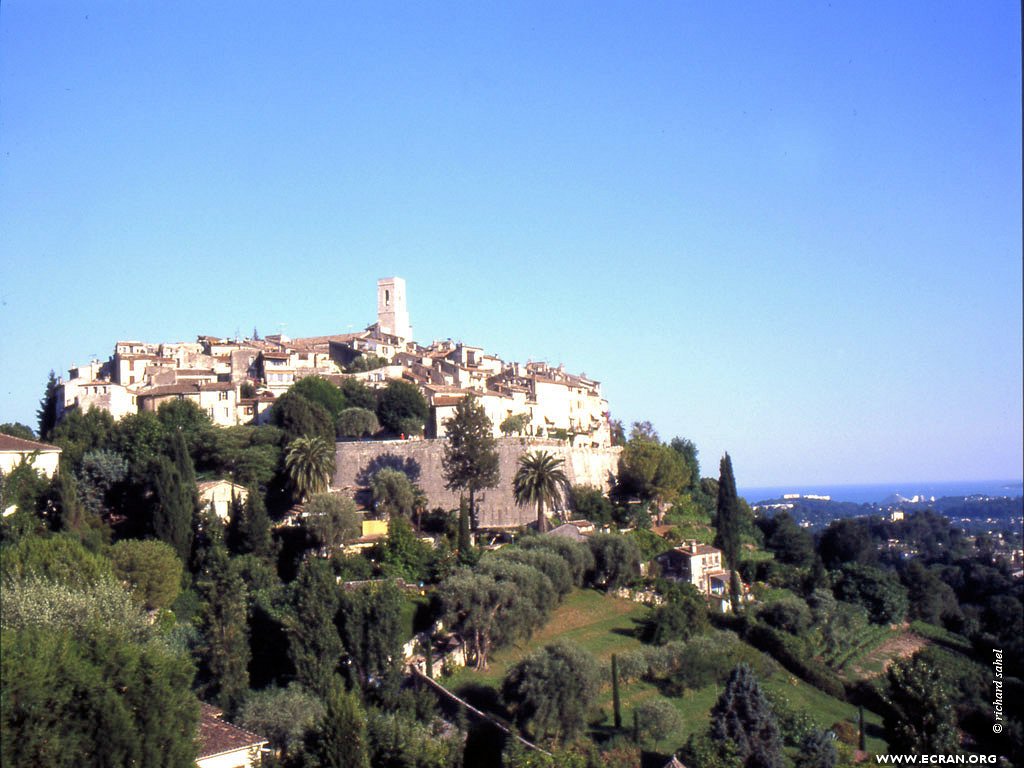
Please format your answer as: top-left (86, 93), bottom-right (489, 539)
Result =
top-left (377, 277), bottom-right (412, 341)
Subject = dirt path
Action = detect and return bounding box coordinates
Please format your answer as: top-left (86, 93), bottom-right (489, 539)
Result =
top-left (849, 631), bottom-right (929, 679)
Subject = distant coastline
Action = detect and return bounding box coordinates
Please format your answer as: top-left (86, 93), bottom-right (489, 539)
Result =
top-left (738, 479), bottom-right (1024, 506)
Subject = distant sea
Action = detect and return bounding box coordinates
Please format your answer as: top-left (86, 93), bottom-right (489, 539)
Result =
top-left (738, 479), bottom-right (1024, 506)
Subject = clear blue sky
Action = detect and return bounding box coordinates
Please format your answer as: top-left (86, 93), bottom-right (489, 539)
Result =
top-left (1, 2), bottom-right (1020, 487)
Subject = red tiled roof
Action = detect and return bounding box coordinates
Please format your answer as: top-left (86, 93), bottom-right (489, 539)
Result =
top-left (677, 543), bottom-right (720, 556)
top-left (0, 434), bottom-right (62, 453)
top-left (197, 703), bottom-right (267, 760)
top-left (137, 381), bottom-right (233, 398)
top-left (432, 395), bottom-right (464, 407)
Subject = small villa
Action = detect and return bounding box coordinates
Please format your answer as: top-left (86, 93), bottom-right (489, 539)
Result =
top-left (655, 541), bottom-right (733, 598)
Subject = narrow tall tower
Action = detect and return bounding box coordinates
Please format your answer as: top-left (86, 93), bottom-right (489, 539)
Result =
top-left (377, 277), bottom-right (412, 341)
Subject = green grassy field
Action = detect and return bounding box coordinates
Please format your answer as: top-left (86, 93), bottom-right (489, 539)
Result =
top-left (443, 588), bottom-right (889, 755)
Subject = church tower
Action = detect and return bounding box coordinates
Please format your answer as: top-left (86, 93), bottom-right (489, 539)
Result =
top-left (377, 277), bottom-right (412, 341)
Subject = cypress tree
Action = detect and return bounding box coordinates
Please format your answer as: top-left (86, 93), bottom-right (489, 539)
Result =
top-left (710, 663), bottom-right (783, 768)
top-left (150, 457), bottom-right (193, 563)
top-left (226, 495), bottom-right (246, 555)
top-left (307, 679), bottom-right (370, 768)
top-left (714, 453), bottom-right (741, 569)
top-left (36, 370), bottom-right (59, 441)
top-left (48, 467), bottom-right (86, 532)
top-left (611, 653), bottom-right (622, 729)
top-left (288, 559), bottom-right (343, 701)
top-left (228, 486), bottom-right (274, 559)
top-left (195, 523), bottom-right (250, 717)
top-left (243, 487), bottom-right (274, 559)
top-left (714, 453), bottom-right (743, 609)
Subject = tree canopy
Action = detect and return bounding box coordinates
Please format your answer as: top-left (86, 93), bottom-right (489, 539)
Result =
top-left (304, 493), bottom-right (361, 553)
top-left (370, 467), bottom-right (417, 519)
top-left (271, 391), bottom-right (335, 443)
top-left (442, 396), bottom-right (499, 530)
top-left (616, 435), bottom-right (689, 507)
top-left (501, 640), bottom-right (600, 744)
top-left (336, 407), bottom-right (380, 438)
top-left (1, 576), bottom-right (199, 767)
top-left (884, 655), bottom-right (960, 754)
top-left (376, 380), bottom-right (429, 436)
top-left (291, 376), bottom-right (347, 420)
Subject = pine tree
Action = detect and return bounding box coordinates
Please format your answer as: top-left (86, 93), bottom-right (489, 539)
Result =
top-left (795, 729), bottom-right (838, 768)
top-left (710, 663), bottom-right (783, 768)
top-left (36, 370), bottom-right (59, 441)
top-left (442, 396), bottom-right (499, 531)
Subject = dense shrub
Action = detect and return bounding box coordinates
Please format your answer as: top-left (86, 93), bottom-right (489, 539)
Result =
top-left (745, 623), bottom-right (846, 700)
top-left (519, 535), bottom-right (594, 586)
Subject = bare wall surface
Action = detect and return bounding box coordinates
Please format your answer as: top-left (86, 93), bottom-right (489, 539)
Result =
top-left (333, 437), bottom-right (621, 528)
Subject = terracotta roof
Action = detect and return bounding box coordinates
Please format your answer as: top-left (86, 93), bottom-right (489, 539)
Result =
top-left (196, 479), bottom-right (247, 493)
top-left (432, 395), bottom-right (464, 407)
top-left (197, 703), bottom-right (267, 760)
top-left (677, 543), bottom-right (720, 556)
top-left (137, 381), bottom-right (233, 398)
top-left (0, 434), bottom-right (62, 453)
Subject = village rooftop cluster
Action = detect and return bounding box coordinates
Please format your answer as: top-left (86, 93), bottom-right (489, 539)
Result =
top-left (54, 278), bottom-right (612, 447)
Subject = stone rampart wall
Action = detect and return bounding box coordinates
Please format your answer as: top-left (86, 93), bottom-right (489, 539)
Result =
top-left (333, 437), bottom-right (621, 528)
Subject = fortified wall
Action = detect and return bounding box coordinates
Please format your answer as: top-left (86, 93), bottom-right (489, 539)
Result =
top-left (332, 437), bottom-right (621, 528)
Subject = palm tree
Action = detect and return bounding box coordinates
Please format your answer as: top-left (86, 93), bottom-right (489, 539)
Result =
top-left (513, 450), bottom-right (568, 534)
top-left (285, 436), bottom-right (336, 502)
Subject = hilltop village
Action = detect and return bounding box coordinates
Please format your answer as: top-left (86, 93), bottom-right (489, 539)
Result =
top-left (55, 277), bottom-right (612, 448)
top-left (4, 280), bottom-right (1021, 768)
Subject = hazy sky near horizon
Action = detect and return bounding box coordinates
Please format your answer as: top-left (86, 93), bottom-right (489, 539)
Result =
top-left (1, 2), bottom-right (1020, 487)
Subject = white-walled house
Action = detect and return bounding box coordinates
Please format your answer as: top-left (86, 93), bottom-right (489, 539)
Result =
top-left (0, 434), bottom-right (62, 479)
top-left (197, 480), bottom-right (250, 520)
top-left (655, 541), bottom-right (732, 598)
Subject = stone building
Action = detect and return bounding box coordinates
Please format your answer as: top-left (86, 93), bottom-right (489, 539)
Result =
top-left (655, 541), bottom-right (732, 598)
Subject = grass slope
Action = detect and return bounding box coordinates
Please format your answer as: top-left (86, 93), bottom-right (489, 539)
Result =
top-left (445, 588), bottom-right (889, 755)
